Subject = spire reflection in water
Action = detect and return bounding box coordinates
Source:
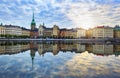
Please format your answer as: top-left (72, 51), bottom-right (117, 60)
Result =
top-left (0, 41), bottom-right (120, 78)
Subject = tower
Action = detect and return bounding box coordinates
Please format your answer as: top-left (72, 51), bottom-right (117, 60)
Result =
top-left (31, 11), bottom-right (36, 30)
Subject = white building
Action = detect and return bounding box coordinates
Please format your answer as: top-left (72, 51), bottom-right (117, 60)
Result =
top-left (77, 28), bottom-right (86, 38)
top-left (0, 25), bottom-right (5, 35)
top-left (5, 25), bottom-right (22, 36)
top-left (92, 26), bottom-right (113, 39)
top-left (38, 24), bottom-right (45, 37)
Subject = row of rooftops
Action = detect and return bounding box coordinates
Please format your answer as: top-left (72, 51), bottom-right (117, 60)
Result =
top-left (0, 24), bottom-right (31, 31)
top-left (1, 23), bottom-right (120, 31)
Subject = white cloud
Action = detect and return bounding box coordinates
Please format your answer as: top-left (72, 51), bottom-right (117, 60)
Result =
top-left (0, 0), bottom-right (120, 29)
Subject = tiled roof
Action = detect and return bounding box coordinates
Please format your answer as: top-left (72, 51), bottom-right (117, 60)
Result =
top-left (4, 25), bottom-right (21, 28)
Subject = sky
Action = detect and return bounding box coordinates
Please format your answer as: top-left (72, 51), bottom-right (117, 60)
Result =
top-left (0, 0), bottom-right (120, 29)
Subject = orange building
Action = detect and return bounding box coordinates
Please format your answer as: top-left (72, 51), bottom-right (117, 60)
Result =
top-left (59, 29), bottom-right (67, 38)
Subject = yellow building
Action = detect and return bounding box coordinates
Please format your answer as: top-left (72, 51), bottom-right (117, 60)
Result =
top-left (114, 25), bottom-right (120, 38)
top-left (22, 28), bottom-right (30, 36)
top-left (0, 24), bottom-right (5, 36)
top-left (86, 29), bottom-right (93, 38)
top-left (44, 29), bottom-right (53, 37)
top-left (65, 29), bottom-right (77, 38)
top-left (38, 24), bottom-right (60, 37)
top-left (53, 25), bottom-right (59, 37)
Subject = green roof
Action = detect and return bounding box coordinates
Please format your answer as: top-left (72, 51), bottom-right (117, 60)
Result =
top-left (31, 11), bottom-right (36, 26)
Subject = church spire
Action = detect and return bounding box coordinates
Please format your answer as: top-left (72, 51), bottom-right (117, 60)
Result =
top-left (43, 22), bottom-right (45, 26)
top-left (32, 11), bottom-right (35, 22)
top-left (31, 10), bottom-right (36, 30)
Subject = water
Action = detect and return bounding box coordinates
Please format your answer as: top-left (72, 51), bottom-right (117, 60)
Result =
top-left (0, 41), bottom-right (120, 78)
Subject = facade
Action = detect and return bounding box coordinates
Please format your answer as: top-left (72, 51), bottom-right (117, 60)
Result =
top-left (38, 24), bottom-right (45, 37)
top-left (86, 28), bottom-right (93, 38)
top-left (53, 25), bottom-right (60, 37)
top-left (0, 24), bottom-right (5, 36)
top-left (21, 28), bottom-right (30, 36)
top-left (59, 29), bottom-right (67, 38)
top-left (5, 25), bottom-right (22, 36)
top-left (114, 25), bottom-right (120, 38)
top-left (92, 26), bottom-right (113, 39)
top-left (43, 28), bottom-right (53, 37)
top-left (38, 24), bottom-right (60, 37)
top-left (66, 29), bottom-right (77, 38)
top-left (30, 30), bottom-right (38, 38)
top-left (77, 28), bottom-right (86, 38)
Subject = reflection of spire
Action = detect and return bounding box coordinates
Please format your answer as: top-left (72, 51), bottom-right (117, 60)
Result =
top-left (31, 56), bottom-right (34, 70)
top-left (30, 50), bottom-right (35, 70)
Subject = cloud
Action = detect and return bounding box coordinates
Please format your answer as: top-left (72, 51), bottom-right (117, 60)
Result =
top-left (0, 0), bottom-right (120, 29)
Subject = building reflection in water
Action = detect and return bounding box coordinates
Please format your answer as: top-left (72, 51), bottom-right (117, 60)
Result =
top-left (87, 44), bottom-right (114, 56)
top-left (0, 41), bottom-right (120, 78)
top-left (0, 41), bottom-right (120, 57)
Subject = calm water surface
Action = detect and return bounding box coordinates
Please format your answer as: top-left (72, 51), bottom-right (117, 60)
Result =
top-left (0, 41), bottom-right (120, 78)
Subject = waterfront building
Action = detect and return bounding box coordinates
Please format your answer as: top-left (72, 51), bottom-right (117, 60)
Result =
top-left (38, 24), bottom-right (60, 38)
top-left (38, 23), bottom-right (45, 37)
top-left (21, 27), bottom-right (30, 37)
top-left (92, 26), bottom-right (113, 39)
top-left (114, 25), bottom-right (120, 38)
top-left (68, 29), bottom-right (77, 38)
top-left (86, 28), bottom-right (93, 38)
top-left (38, 24), bottom-right (53, 37)
top-left (5, 25), bottom-right (22, 36)
top-left (53, 25), bottom-right (60, 37)
top-left (77, 28), bottom-right (86, 38)
top-left (59, 28), bottom-right (67, 38)
top-left (60, 29), bottom-right (77, 38)
top-left (43, 28), bottom-right (53, 37)
top-left (0, 24), bottom-right (5, 36)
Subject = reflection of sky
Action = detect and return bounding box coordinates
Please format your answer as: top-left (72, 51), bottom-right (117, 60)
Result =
top-left (0, 50), bottom-right (120, 78)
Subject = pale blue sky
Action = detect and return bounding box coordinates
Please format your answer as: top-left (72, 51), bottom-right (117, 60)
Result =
top-left (0, 0), bottom-right (120, 29)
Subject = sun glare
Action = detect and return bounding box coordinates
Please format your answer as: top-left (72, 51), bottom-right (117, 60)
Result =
top-left (75, 15), bottom-right (96, 29)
